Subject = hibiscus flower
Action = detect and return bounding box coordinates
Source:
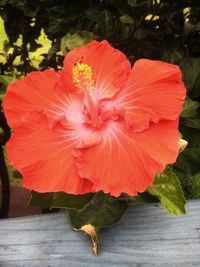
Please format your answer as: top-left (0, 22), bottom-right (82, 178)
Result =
top-left (3, 40), bottom-right (186, 197)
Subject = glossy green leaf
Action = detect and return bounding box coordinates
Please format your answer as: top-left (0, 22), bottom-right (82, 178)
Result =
top-left (184, 148), bottom-right (200, 169)
top-left (0, 75), bottom-right (15, 98)
top-left (97, 9), bottom-right (115, 37)
top-left (181, 98), bottom-right (200, 118)
top-left (29, 191), bottom-right (94, 210)
top-left (68, 191), bottom-right (128, 229)
top-left (161, 49), bottom-right (183, 64)
top-left (179, 126), bottom-right (200, 150)
top-left (173, 153), bottom-right (193, 196)
top-left (127, 192), bottom-right (158, 205)
top-left (127, 0), bottom-right (153, 16)
top-left (174, 125), bottom-right (200, 196)
top-left (180, 58), bottom-right (200, 98)
top-left (147, 167), bottom-right (186, 215)
top-left (180, 97), bottom-right (200, 129)
top-left (191, 172), bottom-right (200, 198)
top-left (61, 31), bottom-right (95, 54)
top-left (181, 118), bottom-right (200, 129)
top-left (179, 127), bottom-right (200, 173)
top-left (127, 195), bottom-right (146, 205)
top-left (85, 7), bottom-right (101, 22)
top-left (120, 14), bottom-right (134, 24)
top-left (0, 75), bottom-right (15, 87)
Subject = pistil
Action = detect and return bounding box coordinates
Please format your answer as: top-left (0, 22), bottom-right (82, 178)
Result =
top-left (72, 62), bottom-right (101, 128)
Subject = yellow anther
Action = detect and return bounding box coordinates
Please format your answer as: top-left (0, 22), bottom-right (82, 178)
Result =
top-left (72, 63), bottom-right (94, 94)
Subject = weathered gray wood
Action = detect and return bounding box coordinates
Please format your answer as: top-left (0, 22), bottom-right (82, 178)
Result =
top-left (0, 200), bottom-right (200, 267)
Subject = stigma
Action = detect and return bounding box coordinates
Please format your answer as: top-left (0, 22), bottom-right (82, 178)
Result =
top-left (72, 63), bottom-right (94, 95)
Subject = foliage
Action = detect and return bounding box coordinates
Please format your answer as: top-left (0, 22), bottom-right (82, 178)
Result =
top-left (29, 191), bottom-right (95, 210)
top-left (0, 1), bottom-right (198, 74)
top-left (147, 167), bottom-right (186, 215)
top-left (191, 172), bottom-right (200, 198)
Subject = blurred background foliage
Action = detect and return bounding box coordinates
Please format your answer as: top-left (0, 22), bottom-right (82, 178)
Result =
top-left (0, 0), bottom-right (200, 199)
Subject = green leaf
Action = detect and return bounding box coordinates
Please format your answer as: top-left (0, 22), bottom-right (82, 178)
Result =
top-left (97, 9), bottom-right (115, 37)
top-left (191, 172), bottom-right (200, 198)
top-left (61, 31), bottom-right (95, 54)
top-left (0, 75), bottom-right (15, 98)
top-left (181, 97), bottom-right (200, 118)
top-left (173, 153), bottom-right (193, 196)
top-left (68, 191), bottom-right (127, 229)
top-left (180, 58), bottom-right (200, 98)
top-left (127, 192), bottom-right (158, 205)
top-left (127, 194), bottom-right (146, 205)
top-left (120, 14), bottom-right (134, 24)
top-left (29, 191), bottom-right (94, 210)
top-left (85, 7), bottom-right (101, 22)
top-left (174, 126), bottom-right (200, 196)
top-left (161, 49), bottom-right (183, 64)
top-left (127, 0), bottom-right (153, 15)
top-left (184, 148), bottom-right (200, 169)
top-left (147, 167), bottom-right (186, 215)
top-left (180, 98), bottom-right (200, 129)
top-left (0, 75), bottom-right (15, 87)
top-left (181, 118), bottom-right (200, 129)
top-left (179, 126), bottom-right (200, 149)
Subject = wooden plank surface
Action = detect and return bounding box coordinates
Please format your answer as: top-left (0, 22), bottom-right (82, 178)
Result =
top-left (0, 200), bottom-right (200, 267)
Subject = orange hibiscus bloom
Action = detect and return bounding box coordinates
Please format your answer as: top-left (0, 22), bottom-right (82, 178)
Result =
top-left (3, 41), bottom-right (186, 197)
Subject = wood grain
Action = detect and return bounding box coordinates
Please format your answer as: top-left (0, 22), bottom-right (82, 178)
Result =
top-left (0, 200), bottom-right (200, 267)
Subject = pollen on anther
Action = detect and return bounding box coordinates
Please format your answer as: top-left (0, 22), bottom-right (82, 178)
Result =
top-left (72, 62), bottom-right (94, 95)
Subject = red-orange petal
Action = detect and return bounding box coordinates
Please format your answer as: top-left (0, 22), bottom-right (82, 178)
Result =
top-left (3, 70), bottom-right (67, 129)
top-left (6, 111), bottom-right (94, 194)
top-left (109, 59), bottom-right (186, 132)
top-left (75, 120), bottom-right (179, 197)
top-left (62, 40), bottom-right (131, 100)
